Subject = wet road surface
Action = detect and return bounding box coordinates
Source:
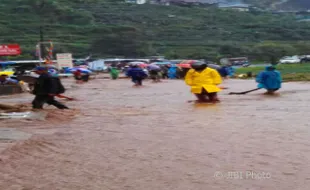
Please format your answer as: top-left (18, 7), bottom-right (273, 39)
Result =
top-left (1, 78), bottom-right (310, 190)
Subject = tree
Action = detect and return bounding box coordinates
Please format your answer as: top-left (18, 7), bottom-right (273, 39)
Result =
top-left (252, 42), bottom-right (297, 62)
top-left (90, 27), bottom-right (150, 57)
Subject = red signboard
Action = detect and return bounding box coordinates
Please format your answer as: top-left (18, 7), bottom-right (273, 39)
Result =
top-left (0, 44), bottom-right (21, 56)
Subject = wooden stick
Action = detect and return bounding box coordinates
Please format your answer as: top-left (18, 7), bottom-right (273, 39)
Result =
top-left (228, 88), bottom-right (262, 95)
top-left (55, 94), bottom-right (75, 101)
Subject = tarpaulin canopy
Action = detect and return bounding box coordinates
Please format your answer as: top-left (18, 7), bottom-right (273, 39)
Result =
top-left (0, 61), bottom-right (16, 66)
top-left (88, 60), bottom-right (107, 71)
top-left (129, 61), bottom-right (146, 65)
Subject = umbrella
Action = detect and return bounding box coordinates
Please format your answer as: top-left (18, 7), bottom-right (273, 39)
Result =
top-left (176, 64), bottom-right (191, 69)
top-left (77, 65), bottom-right (89, 69)
top-left (207, 63), bottom-right (222, 70)
top-left (153, 62), bottom-right (171, 65)
top-left (179, 60), bottom-right (196, 65)
top-left (69, 67), bottom-right (92, 74)
top-left (129, 62), bottom-right (148, 68)
top-left (48, 68), bottom-right (58, 75)
top-left (138, 63), bottom-right (148, 68)
top-left (147, 64), bottom-right (161, 70)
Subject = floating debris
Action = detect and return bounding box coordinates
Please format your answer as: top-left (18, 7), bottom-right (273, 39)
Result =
top-left (0, 112), bottom-right (47, 120)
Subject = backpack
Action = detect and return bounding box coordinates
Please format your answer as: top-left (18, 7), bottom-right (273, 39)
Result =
top-left (50, 77), bottom-right (65, 94)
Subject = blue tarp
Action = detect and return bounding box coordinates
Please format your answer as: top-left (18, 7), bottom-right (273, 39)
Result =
top-left (0, 61), bottom-right (16, 66)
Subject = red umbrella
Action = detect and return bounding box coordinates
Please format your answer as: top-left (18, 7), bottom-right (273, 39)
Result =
top-left (138, 63), bottom-right (148, 68)
top-left (176, 63), bottom-right (191, 68)
top-left (179, 60), bottom-right (196, 65)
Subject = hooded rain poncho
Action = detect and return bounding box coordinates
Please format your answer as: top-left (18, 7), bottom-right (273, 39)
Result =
top-left (168, 66), bottom-right (177, 79)
top-left (185, 67), bottom-right (222, 94)
top-left (256, 66), bottom-right (282, 90)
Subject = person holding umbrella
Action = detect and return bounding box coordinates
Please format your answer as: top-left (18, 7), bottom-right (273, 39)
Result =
top-left (127, 63), bottom-right (147, 86)
top-left (185, 62), bottom-right (222, 103)
top-left (73, 69), bottom-right (83, 84)
top-left (71, 68), bottom-right (92, 84)
top-left (147, 64), bottom-right (161, 82)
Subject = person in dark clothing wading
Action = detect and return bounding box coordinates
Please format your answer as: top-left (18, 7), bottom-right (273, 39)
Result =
top-left (32, 66), bottom-right (69, 109)
top-left (126, 63), bottom-right (147, 86)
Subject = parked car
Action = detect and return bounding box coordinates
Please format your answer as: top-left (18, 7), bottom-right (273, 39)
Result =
top-left (300, 56), bottom-right (310, 63)
top-left (242, 63), bottom-right (251, 67)
top-left (279, 56), bottom-right (301, 64)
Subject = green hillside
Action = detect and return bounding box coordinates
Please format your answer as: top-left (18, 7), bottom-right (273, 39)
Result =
top-left (1, 0), bottom-right (310, 61)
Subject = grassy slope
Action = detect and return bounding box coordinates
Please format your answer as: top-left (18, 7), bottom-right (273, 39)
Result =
top-left (236, 64), bottom-right (310, 81)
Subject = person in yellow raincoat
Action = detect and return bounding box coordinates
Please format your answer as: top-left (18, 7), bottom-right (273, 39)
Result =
top-left (185, 62), bottom-right (222, 103)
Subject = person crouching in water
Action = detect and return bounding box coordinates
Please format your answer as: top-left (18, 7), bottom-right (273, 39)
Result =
top-left (73, 69), bottom-right (83, 84)
top-left (147, 64), bottom-right (161, 82)
top-left (32, 66), bottom-right (69, 109)
top-left (185, 62), bottom-right (222, 103)
top-left (256, 65), bottom-right (282, 94)
top-left (109, 66), bottom-right (119, 80)
top-left (126, 63), bottom-right (147, 86)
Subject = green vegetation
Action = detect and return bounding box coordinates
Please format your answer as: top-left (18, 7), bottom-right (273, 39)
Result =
top-left (236, 64), bottom-right (310, 81)
top-left (1, 0), bottom-right (310, 61)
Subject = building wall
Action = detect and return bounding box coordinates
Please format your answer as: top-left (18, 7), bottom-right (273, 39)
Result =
top-left (221, 7), bottom-right (249, 12)
top-left (125, 0), bottom-right (146, 4)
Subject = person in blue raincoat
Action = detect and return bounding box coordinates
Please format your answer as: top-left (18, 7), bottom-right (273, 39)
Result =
top-left (127, 63), bottom-right (147, 86)
top-left (217, 66), bottom-right (229, 78)
top-left (226, 65), bottom-right (235, 77)
top-left (168, 65), bottom-right (177, 79)
top-left (256, 66), bottom-right (282, 94)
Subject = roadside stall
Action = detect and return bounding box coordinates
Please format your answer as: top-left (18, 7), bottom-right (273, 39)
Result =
top-left (0, 44), bottom-right (24, 96)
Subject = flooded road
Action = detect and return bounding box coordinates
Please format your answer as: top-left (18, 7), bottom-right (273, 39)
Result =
top-left (1, 78), bottom-right (310, 190)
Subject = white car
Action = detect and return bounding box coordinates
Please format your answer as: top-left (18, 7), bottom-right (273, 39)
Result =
top-left (279, 56), bottom-right (301, 64)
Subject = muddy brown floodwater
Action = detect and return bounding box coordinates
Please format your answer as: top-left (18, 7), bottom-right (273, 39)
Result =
top-left (1, 78), bottom-right (310, 190)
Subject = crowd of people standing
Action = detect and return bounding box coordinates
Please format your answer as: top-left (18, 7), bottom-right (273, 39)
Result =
top-left (0, 59), bottom-right (282, 110)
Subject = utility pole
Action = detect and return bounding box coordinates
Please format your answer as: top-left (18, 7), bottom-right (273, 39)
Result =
top-left (39, 25), bottom-right (45, 64)
top-left (38, 0), bottom-right (46, 65)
